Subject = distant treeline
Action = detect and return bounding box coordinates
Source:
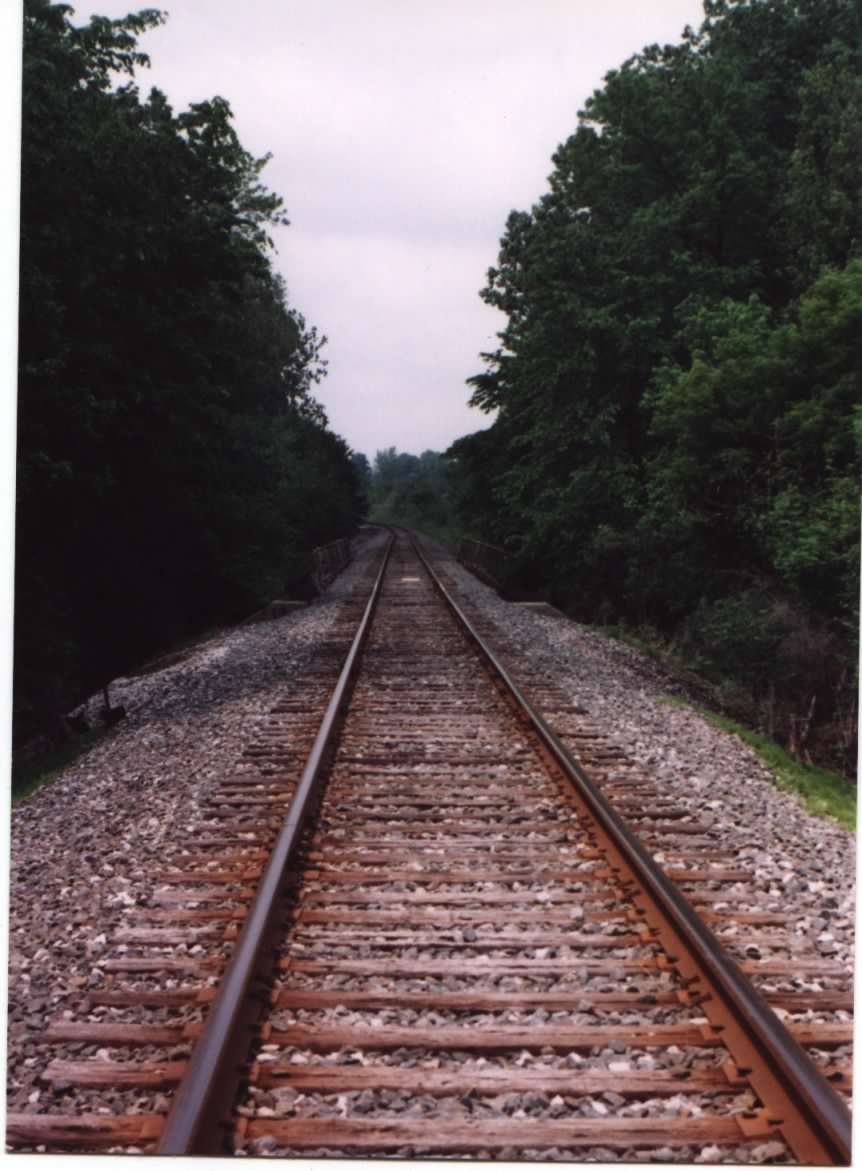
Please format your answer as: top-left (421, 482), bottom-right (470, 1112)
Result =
top-left (353, 449), bottom-right (454, 538)
top-left (16, 1), bottom-right (362, 743)
top-left (446, 0), bottom-right (860, 771)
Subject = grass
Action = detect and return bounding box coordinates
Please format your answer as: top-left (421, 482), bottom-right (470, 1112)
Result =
top-left (11, 728), bottom-right (105, 806)
top-left (660, 695), bottom-right (856, 830)
top-left (598, 622), bottom-right (698, 679)
top-left (599, 622), bottom-right (665, 658)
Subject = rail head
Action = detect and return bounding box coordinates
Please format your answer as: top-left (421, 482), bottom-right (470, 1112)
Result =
top-left (410, 532), bottom-right (852, 1167)
top-left (156, 532), bottom-right (394, 1156)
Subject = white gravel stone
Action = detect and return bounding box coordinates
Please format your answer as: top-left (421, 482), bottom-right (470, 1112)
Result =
top-left (420, 536), bottom-right (855, 976)
top-left (8, 527), bottom-right (853, 1161)
top-left (6, 530), bottom-right (388, 1114)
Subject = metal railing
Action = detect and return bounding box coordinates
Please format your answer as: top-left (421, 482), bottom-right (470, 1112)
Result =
top-left (456, 537), bottom-right (508, 588)
top-left (311, 537), bottom-right (352, 591)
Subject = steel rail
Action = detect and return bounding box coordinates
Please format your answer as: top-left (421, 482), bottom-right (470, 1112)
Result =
top-left (410, 534), bottom-right (852, 1166)
top-left (156, 533), bottom-right (394, 1156)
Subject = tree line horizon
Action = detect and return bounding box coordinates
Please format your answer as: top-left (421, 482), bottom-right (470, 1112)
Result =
top-left (16, 0), bottom-right (364, 745)
top-left (359, 0), bottom-right (861, 776)
top-left (16, 0), bottom-right (859, 778)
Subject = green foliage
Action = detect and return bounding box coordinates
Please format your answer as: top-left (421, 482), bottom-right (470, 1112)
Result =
top-left (12, 729), bottom-right (105, 805)
top-left (784, 48), bottom-right (862, 288)
top-left (449, 0), bottom-right (861, 771)
top-left (642, 263), bottom-right (861, 627)
top-left (350, 452), bottom-right (372, 517)
top-left (16, 1), bottom-right (363, 743)
top-left (682, 593), bottom-right (783, 691)
top-left (367, 448), bottom-right (454, 539)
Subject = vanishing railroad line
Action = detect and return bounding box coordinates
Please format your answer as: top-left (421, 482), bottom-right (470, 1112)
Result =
top-left (7, 531), bottom-right (852, 1161)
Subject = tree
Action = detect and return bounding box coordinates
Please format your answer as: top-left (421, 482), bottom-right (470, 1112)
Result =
top-left (367, 448), bottom-right (453, 533)
top-left (15, 1), bottom-right (360, 742)
top-left (450, 0), bottom-right (861, 767)
top-left (350, 453), bottom-right (373, 517)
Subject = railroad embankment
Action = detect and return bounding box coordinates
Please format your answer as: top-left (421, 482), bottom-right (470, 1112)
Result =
top-left (7, 530), bottom-right (389, 1114)
top-left (7, 527), bottom-right (853, 1159)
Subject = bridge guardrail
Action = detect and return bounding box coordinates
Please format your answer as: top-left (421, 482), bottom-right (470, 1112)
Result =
top-left (456, 537), bottom-right (508, 589)
top-left (312, 537), bottom-right (353, 592)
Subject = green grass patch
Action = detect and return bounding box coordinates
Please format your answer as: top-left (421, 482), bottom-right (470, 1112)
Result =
top-left (599, 622), bottom-right (665, 658)
top-left (598, 622), bottom-right (700, 679)
top-left (11, 729), bottom-right (105, 805)
top-left (660, 696), bottom-right (856, 830)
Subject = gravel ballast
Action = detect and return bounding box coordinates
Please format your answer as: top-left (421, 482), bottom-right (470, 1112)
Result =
top-left (6, 527), bottom-right (854, 1153)
top-left (6, 529), bottom-right (388, 1116)
top-left (418, 536), bottom-right (855, 976)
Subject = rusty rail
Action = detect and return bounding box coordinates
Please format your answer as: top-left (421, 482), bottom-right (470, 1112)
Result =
top-left (410, 533), bottom-right (852, 1166)
top-left (157, 526), bottom-right (850, 1161)
top-left (156, 533), bottom-right (394, 1155)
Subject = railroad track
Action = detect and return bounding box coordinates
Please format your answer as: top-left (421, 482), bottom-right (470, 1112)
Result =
top-left (7, 531), bottom-right (852, 1161)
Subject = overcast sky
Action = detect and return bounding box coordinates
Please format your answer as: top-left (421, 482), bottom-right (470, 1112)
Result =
top-left (26, 0), bottom-right (705, 460)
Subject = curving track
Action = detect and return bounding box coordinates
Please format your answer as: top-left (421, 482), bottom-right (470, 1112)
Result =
top-left (7, 531), bottom-right (852, 1162)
